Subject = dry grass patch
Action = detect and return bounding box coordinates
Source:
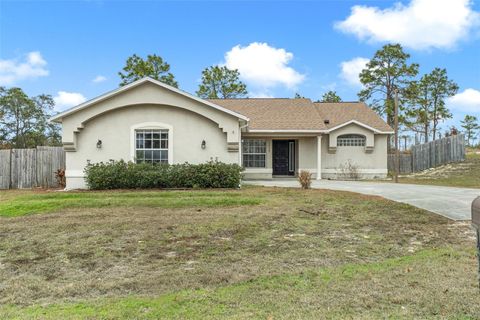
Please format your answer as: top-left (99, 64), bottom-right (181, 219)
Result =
top-left (0, 187), bottom-right (478, 318)
top-left (398, 153), bottom-right (480, 188)
top-left (2, 248), bottom-right (480, 319)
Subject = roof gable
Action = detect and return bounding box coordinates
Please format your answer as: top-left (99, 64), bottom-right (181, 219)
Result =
top-left (51, 77), bottom-right (249, 122)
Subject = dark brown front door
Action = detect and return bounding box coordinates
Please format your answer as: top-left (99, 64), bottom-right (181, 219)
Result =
top-left (272, 140), bottom-right (295, 176)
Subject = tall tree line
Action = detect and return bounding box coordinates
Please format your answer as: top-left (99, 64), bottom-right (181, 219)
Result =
top-left (357, 43), bottom-right (470, 149)
top-left (461, 115), bottom-right (480, 147)
top-left (404, 68), bottom-right (458, 142)
top-left (0, 87), bottom-right (61, 149)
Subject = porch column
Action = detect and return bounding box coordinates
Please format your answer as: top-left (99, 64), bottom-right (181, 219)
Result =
top-left (238, 131), bottom-right (243, 166)
top-left (316, 135), bottom-right (322, 180)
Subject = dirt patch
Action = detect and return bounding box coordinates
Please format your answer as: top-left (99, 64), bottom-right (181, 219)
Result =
top-left (399, 154), bottom-right (480, 188)
top-left (403, 161), bottom-right (475, 180)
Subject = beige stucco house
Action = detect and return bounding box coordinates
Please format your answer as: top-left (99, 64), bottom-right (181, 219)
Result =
top-left (51, 77), bottom-right (393, 189)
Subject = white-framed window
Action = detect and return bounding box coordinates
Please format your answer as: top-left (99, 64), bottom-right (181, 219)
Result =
top-left (337, 134), bottom-right (366, 147)
top-left (135, 129), bottom-right (169, 163)
top-left (242, 139), bottom-right (266, 168)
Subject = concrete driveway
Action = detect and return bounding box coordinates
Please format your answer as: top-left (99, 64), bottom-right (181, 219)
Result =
top-left (246, 180), bottom-right (480, 221)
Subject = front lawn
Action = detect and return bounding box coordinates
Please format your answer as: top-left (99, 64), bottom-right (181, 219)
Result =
top-left (0, 187), bottom-right (478, 319)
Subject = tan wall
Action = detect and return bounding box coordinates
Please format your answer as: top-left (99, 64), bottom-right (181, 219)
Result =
top-left (328, 123), bottom-right (375, 149)
top-left (298, 137), bottom-right (317, 173)
top-left (65, 104), bottom-right (239, 189)
top-left (242, 128), bottom-right (388, 180)
top-left (61, 82), bottom-right (242, 151)
top-left (322, 133), bottom-right (388, 179)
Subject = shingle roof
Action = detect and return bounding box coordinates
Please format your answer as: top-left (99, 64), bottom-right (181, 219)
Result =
top-left (209, 98), bottom-right (392, 133)
top-left (208, 98), bottom-right (327, 131)
top-left (314, 102), bottom-right (393, 132)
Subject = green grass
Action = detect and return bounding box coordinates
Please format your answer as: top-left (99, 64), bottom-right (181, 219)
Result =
top-left (0, 190), bottom-right (262, 217)
top-left (1, 248), bottom-right (477, 319)
top-left (398, 153), bottom-right (480, 188)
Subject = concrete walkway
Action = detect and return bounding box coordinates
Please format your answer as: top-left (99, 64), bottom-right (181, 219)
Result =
top-left (246, 180), bottom-right (480, 220)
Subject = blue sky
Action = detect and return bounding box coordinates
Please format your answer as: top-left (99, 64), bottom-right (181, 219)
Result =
top-left (1, 0), bottom-right (479, 131)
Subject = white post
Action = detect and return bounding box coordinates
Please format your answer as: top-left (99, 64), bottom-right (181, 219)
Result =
top-left (317, 135), bottom-right (322, 180)
top-left (238, 130), bottom-right (242, 166)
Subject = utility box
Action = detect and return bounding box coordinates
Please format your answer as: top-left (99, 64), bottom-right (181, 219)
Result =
top-left (473, 197), bottom-right (480, 229)
top-left (472, 196), bottom-right (480, 289)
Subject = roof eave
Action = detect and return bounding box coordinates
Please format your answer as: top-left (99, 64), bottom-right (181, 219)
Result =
top-left (326, 120), bottom-right (393, 134)
top-left (49, 77), bottom-right (250, 122)
top-left (247, 129), bottom-right (327, 133)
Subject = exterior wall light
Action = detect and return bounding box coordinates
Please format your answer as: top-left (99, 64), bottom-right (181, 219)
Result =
top-left (96, 139), bottom-right (102, 149)
top-left (201, 140), bottom-right (206, 149)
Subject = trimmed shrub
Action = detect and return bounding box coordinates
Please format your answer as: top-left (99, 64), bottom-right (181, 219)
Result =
top-left (84, 160), bottom-right (243, 190)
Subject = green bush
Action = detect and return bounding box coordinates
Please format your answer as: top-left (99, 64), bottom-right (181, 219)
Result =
top-left (84, 160), bottom-right (243, 190)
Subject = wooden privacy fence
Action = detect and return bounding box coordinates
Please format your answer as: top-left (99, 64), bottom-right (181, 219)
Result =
top-left (0, 146), bottom-right (65, 189)
top-left (388, 134), bottom-right (466, 174)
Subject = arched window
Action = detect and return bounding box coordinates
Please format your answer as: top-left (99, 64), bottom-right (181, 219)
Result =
top-left (337, 134), bottom-right (366, 147)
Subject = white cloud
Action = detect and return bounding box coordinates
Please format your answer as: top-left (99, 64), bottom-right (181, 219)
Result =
top-left (92, 75), bottom-right (107, 83)
top-left (224, 42), bottom-right (305, 90)
top-left (27, 52), bottom-right (46, 66)
top-left (54, 91), bottom-right (87, 110)
top-left (447, 88), bottom-right (480, 113)
top-left (339, 57), bottom-right (369, 87)
top-left (0, 51), bottom-right (49, 85)
top-left (249, 91), bottom-right (274, 98)
top-left (335, 0), bottom-right (480, 50)
top-left (320, 82), bottom-right (337, 92)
